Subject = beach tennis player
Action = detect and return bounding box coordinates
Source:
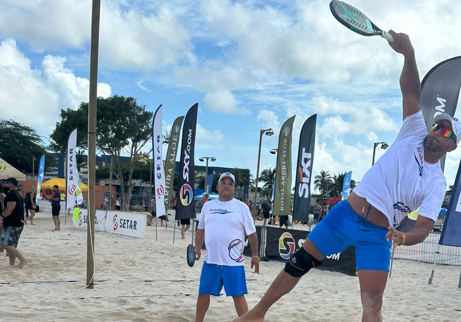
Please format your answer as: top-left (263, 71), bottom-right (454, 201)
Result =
top-left (194, 172), bottom-right (260, 322)
top-left (234, 31), bottom-right (460, 322)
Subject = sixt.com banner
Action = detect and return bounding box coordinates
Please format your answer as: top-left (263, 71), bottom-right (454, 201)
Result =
top-left (176, 103), bottom-right (198, 220)
top-left (421, 56), bottom-right (461, 171)
top-left (264, 227), bottom-right (356, 276)
top-left (293, 115), bottom-right (317, 221)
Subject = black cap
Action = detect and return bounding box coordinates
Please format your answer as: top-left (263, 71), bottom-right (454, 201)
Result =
top-left (5, 178), bottom-right (19, 187)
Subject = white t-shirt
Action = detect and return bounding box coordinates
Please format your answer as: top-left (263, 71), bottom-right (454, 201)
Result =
top-left (354, 111), bottom-right (446, 228)
top-left (198, 198), bottom-right (256, 266)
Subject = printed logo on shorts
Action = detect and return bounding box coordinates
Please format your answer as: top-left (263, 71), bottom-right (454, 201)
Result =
top-left (279, 232), bottom-right (296, 260)
top-left (228, 239), bottom-right (244, 262)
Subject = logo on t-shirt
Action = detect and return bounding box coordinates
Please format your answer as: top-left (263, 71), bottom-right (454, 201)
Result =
top-left (413, 147), bottom-right (424, 176)
top-left (393, 202), bottom-right (411, 214)
top-left (209, 208), bottom-right (231, 214)
top-left (228, 239), bottom-right (244, 262)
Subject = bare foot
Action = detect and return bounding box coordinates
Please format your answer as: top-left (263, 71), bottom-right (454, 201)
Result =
top-left (17, 260), bottom-right (28, 268)
top-left (233, 312), bottom-right (265, 322)
top-left (52, 229), bottom-right (60, 232)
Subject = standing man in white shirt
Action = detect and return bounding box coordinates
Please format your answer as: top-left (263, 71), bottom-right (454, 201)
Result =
top-left (195, 172), bottom-right (260, 322)
top-left (234, 31), bottom-right (460, 322)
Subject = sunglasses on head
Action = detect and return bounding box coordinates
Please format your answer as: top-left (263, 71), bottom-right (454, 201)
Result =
top-left (432, 122), bottom-right (456, 141)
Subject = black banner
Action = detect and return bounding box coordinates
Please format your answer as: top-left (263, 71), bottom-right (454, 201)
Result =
top-left (421, 56), bottom-right (461, 171)
top-left (176, 104), bottom-right (198, 220)
top-left (293, 114), bottom-right (317, 221)
top-left (264, 226), bottom-right (356, 276)
top-left (243, 226), bottom-right (262, 257)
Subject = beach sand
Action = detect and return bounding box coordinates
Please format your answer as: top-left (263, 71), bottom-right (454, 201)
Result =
top-left (1, 211), bottom-right (460, 322)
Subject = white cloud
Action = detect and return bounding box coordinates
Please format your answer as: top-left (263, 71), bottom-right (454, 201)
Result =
top-left (0, 0), bottom-right (90, 51)
top-left (204, 90), bottom-right (251, 115)
top-left (256, 109), bottom-right (280, 133)
top-left (0, 39), bottom-right (110, 135)
top-left (196, 123), bottom-right (225, 149)
top-left (98, 3), bottom-right (193, 71)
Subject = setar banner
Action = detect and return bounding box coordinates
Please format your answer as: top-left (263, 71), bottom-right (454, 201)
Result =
top-left (176, 104), bottom-right (198, 220)
top-left (66, 129), bottom-right (79, 209)
top-left (293, 115), bottom-right (317, 221)
top-left (163, 115), bottom-right (184, 211)
top-left (273, 115), bottom-right (295, 218)
top-left (342, 171), bottom-right (352, 200)
top-left (421, 56), bottom-right (461, 171)
top-left (152, 105), bottom-right (166, 218)
top-left (105, 211), bottom-right (146, 239)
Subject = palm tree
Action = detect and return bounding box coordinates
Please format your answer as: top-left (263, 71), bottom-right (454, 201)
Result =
top-left (314, 170), bottom-right (333, 198)
top-left (232, 168), bottom-right (250, 190)
top-left (259, 167), bottom-right (276, 196)
top-left (325, 172), bottom-right (357, 198)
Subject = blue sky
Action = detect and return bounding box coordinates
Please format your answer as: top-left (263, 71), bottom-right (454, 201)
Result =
top-left (1, 0), bottom-right (461, 190)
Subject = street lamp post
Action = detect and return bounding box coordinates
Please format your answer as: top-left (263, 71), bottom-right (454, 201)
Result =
top-left (199, 157), bottom-right (216, 194)
top-left (253, 128), bottom-right (274, 217)
top-left (372, 142), bottom-right (389, 165)
top-left (32, 156), bottom-right (36, 183)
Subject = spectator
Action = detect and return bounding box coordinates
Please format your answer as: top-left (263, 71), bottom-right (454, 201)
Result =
top-left (195, 172), bottom-right (259, 322)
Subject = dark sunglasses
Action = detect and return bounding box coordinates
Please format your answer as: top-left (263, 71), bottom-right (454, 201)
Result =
top-left (432, 122), bottom-right (456, 142)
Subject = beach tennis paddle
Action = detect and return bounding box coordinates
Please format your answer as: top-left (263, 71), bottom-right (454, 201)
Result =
top-left (187, 244), bottom-right (195, 267)
top-left (329, 0), bottom-right (393, 42)
top-left (45, 188), bottom-right (52, 196)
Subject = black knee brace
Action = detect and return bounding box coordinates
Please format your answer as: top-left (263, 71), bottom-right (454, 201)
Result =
top-left (284, 247), bottom-right (322, 277)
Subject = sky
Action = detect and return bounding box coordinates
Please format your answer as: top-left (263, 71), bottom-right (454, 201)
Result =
top-left (1, 0), bottom-right (461, 192)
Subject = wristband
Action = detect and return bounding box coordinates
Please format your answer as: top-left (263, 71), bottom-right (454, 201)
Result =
top-left (252, 256), bottom-right (260, 261)
top-left (400, 233), bottom-right (406, 246)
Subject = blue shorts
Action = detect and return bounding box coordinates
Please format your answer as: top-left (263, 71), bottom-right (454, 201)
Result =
top-left (199, 262), bottom-right (248, 296)
top-left (308, 200), bottom-right (391, 271)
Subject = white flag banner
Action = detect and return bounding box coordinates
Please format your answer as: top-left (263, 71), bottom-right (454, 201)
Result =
top-left (152, 105), bottom-right (166, 217)
top-left (66, 129), bottom-right (79, 209)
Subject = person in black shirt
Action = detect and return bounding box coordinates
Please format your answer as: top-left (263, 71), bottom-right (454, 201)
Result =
top-left (0, 177), bottom-right (27, 268)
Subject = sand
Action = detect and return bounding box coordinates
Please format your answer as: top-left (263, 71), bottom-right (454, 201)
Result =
top-left (1, 210), bottom-right (460, 322)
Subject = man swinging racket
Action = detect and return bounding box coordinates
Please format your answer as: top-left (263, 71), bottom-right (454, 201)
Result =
top-left (234, 31), bottom-right (460, 322)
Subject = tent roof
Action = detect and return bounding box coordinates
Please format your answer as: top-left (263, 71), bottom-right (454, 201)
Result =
top-left (41, 178), bottom-right (88, 192)
top-left (0, 158), bottom-right (26, 181)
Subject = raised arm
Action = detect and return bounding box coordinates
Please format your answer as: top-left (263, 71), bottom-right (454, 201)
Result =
top-left (388, 30), bottom-right (420, 120)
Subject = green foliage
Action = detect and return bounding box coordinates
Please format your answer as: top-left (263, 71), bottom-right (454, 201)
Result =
top-left (49, 95), bottom-right (154, 210)
top-left (314, 170), bottom-right (333, 198)
top-left (329, 172), bottom-right (357, 198)
top-left (0, 119), bottom-right (56, 173)
top-left (258, 167), bottom-right (276, 195)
